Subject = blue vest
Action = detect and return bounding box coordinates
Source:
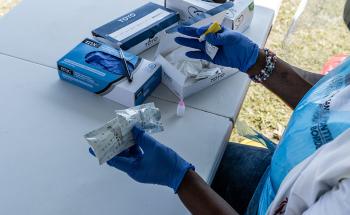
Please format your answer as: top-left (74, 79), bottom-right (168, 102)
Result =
top-left (258, 58), bottom-right (350, 214)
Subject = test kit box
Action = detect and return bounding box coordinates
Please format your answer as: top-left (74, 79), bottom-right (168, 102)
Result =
top-left (92, 2), bottom-right (180, 55)
top-left (165, 0), bottom-right (254, 32)
top-left (155, 2), bottom-right (239, 99)
top-left (57, 38), bottom-right (162, 107)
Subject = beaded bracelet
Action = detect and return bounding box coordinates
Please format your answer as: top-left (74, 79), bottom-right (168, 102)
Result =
top-left (250, 48), bottom-right (277, 83)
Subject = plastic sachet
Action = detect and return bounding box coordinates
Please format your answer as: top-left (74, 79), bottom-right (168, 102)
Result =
top-left (165, 47), bottom-right (222, 80)
top-left (114, 103), bottom-right (163, 134)
top-left (85, 103), bottom-right (164, 164)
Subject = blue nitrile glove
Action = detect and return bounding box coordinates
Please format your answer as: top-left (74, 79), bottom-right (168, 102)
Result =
top-left (89, 126), bottom-right (194, 193)
top-left (175, 25), bottom-right (259, 73)
top-left (85, 51), bottom-right (134, 76)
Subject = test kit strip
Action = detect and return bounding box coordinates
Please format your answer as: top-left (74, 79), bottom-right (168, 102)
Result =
top-left (92, 2), bottom-right (180, 55)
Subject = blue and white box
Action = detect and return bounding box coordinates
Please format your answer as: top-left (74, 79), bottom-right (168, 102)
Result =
top-left (57, 38), bottom-right (162, 107)
top-left (92, 2), bottom-right (180, 55)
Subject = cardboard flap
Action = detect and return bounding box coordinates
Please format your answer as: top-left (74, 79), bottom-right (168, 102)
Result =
top-left (156, 2), bottom-right (233, 56)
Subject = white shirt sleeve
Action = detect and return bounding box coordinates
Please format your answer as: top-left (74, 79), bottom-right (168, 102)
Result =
top-left (303, 179), bottom-right (350, 215)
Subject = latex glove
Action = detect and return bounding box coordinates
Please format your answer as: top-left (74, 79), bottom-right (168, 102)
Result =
top-left (85, 51), bottom-right (134, 76)
top-left (175, 25), bottom-right (259, 73)
top-left (89, 126), bottom-right (194, 193)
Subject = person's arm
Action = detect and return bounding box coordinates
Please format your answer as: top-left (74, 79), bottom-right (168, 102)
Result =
top-left (292, 66), bottom-right (324, 86)
top-left (178, 170), bottom-right (239, 215)
top-left (247, 49), bottom-right (317, 109)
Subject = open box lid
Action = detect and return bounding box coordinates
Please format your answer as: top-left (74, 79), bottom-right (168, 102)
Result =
top-left (156, 2), bottom-right (234, 57)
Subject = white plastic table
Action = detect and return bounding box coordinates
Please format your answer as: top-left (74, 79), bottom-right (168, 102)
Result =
top-left (0, 0), bottom-right (161, 68)
top-left (0, 0), bottom-right (275, 120)
top-left (255, 0), bottom-right (282, 23)
top-left (0, 54), bottom-right (232, 215)
top-left (0, 0), bottom-right (276, 214)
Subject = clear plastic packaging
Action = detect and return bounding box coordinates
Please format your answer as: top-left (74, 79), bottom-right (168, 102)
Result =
top-left (114, 103), bottom-right (163, 134)
top-left (165, 47), bottom-right (222, 80)
top-left (85, 103), bottom-right (163, 164)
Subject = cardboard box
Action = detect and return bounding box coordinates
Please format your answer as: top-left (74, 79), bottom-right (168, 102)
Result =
top-left (92, 2), bottom-right (180, 55)
top-left (165, 0), bottom-right (254, 32)
top-left (155, 2), bottom-right (239, 99)
top-left (57, 38), bottom-right (162, 107)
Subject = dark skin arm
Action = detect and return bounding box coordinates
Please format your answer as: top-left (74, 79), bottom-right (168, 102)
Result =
top-left (178, 170), bottom-right (239, 215)
top-left (292, 66), bottom-right (324, 86)
top-left (247, 49), bottom-right (323, 109)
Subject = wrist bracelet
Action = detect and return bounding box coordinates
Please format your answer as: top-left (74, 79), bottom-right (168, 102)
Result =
top-left (250, 48), bottom-right (277, 83)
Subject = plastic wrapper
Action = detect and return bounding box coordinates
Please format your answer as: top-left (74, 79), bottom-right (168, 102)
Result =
top-left (165, 47), bottom-right (222, 80)
top-left (85, 103), bottom-right (163, 164)
top-left (114, 103), bottom-right (163, 134)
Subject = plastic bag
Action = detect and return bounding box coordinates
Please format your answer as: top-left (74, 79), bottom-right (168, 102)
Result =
top-left (165, 47), bottom-right (222, 80)
top-left (85, 103), bottom-right (164, 164)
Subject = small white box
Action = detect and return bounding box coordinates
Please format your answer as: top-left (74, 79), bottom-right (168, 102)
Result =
top-left (155, 3), bottom-right (239, 99)
top-left (166, 0), bottom-right (255, 32)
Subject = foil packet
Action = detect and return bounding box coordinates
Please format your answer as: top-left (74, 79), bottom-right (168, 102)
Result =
top-left (85, 103), bottom-right (163, 164)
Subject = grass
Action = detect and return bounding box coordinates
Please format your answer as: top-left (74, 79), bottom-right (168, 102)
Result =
top-left (231, 0), bottom-right (350, 143)
top-left (0, 0), bottom-right (20, 16)
top-left (1, 0), bottom-right (349, 143)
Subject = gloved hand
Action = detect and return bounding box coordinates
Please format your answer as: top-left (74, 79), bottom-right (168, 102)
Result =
top-left (175, 25), bottom-right (259, 73)
top-left (89, 125), bottom-right (194, 193)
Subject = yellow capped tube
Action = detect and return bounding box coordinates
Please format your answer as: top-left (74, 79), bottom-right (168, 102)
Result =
top-left (199, 22), bottom-right (222, 42)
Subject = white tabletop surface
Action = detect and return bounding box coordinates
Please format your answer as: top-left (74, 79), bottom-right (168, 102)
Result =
top-left (0, 0), bottom-right (162, 68)
top-left (0, 0), bottom-right (274, 120)
top-left (0, 0), bottom-right (277, 214)
top-left (0, 0), bottom-right (273, 215)
top-left (0, 54), bottom-right (232, 215)
top-left (255, 0), bottom-right (282, 23)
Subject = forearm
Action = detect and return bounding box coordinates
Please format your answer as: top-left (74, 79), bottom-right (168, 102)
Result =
top-left (292, 66), bottom-right (324, 85)
top-left (247, 49), bottom-right (319, 109)
top-left (178, 170), bottom-right (239, 215)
